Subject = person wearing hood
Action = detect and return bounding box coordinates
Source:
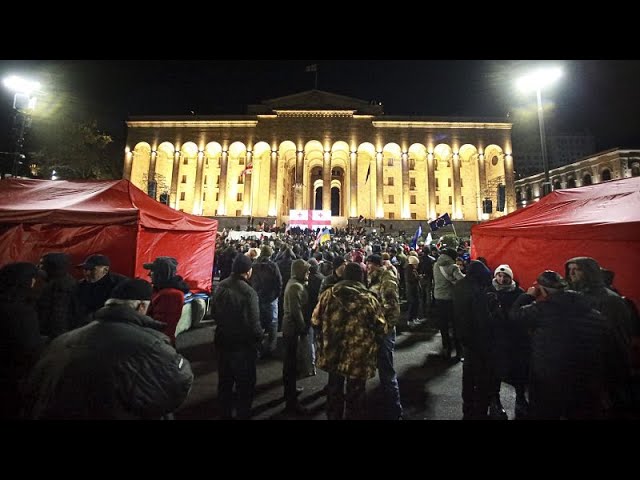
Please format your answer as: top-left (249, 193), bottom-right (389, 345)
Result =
top-left (22, 279), bottom-right (193, 419)
top-left (0, 262), bottom-right (45, 419)
top-left (281, 259), bottom-right (310, 415)
top-left (312, 262), bottom-right (386, 420)
top-left (143, 257), bottom-right (191, 345)
top-left (565, 257), bottom-right (633, 416)
top-left (37, 252), bottom-right (80, 339)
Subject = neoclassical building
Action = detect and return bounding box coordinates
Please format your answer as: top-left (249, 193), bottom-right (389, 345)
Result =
top-left (515, 148), bottom-right (640, 208)
top-left (124, 90), bottom-right (516, 227)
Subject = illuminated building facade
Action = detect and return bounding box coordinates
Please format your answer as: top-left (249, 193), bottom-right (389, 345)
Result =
top-left (124, 90), bottom-right (515, 226)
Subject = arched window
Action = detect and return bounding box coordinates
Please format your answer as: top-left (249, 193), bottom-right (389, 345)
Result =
top-left (632, 162), bottom-right (640, 177)
top-left (567, 177), bottom-right (576, 188)
top-left (583, 173), bottom-right (592, 185)
top-left (602, 169), bottom-right (612, 181)
top-left (553, 179), bottom-right (562, 190)
top-left (516, 189), bottom-right (522, 202)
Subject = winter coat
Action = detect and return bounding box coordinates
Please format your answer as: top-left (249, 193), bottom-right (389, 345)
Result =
top-left (282, 260), bottom-right (309, 337)
top-left (212, 274), bottom-right (262, 352)
top-left (312, 280), bottom-right (386, 379)
top-left (22, 304), bottom-right (193, 419)
top-left (369, 267), bottom-right (400, 327)
top-left (76, 272), bottom-right (129, 326)
top-left (433, 253), bottom-right (465, 301)
top-left (510, 290), bottom-right (628, 419)
top-left (148, 276), bottom-right (190, 345)
top-left (250, 256), bottom-right (282, 303)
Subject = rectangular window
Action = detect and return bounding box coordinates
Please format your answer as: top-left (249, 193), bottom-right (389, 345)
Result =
top-left (181, 175), bottom-right (187, 184)
top-left (388, 158), bottom-right (394, 167)
top-left (436, 196), bottom-right (440, 205)
top-left (409, 158), bottom-right (416, 170)
top-left (448, 196), bottom-right (452, 205)
top-left (448, 178), bottom-right (452, 188)
top-left (410, 178), bottom-right (416, 189)
top-left (235, 209), bottom-right (242, 217)
top-left (388, 212), bottom-right (395, 219)
top-left (436, 178), bottom-right (440, 190)
top-left (388, 195), bottom-right (394, 204)
top-left (215, 193), bottom-right (219, 201)
top-left (460, 178), bottom-right (464, 188)
top-left (411, 213), bottom-right (417, 220)
top-left (204, 175), bottom-right (208, 185)
top-left (203, 192), bottom-right (206, 202)
top-left (238, 176), bottom-right (244, 184)
top-left (388, 177), bottom-right (394, 186)
top-left (410, 195), bottom-right (416, 204)
top-left (461, 196), bottom-right (464, 205)
top-left (180, 192), bottom-right (185, 201)
top-left (205, 157), bottom-right (209, 166)
top-left (239, 157), bottom-right (245, 165)
top-left (237, 193), bottom-right (243, 202)
top-left (183, 157), bottom-right (188, 165)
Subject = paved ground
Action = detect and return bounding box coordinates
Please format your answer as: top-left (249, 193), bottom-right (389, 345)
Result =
top-left (174, 318), bottom-right (518, 420)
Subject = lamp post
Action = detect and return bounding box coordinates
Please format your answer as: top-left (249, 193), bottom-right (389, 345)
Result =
top-left (2, 75), bottom-right (41, 178)
top-left (516, 67), bottom-right (562, 196)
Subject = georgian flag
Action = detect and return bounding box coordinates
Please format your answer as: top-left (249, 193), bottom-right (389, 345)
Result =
top-left (289, 209), bottom-right (332, 230)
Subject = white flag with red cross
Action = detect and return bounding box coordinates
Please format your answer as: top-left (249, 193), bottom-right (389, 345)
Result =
top-left (289, 209), bottom-right (332, 230)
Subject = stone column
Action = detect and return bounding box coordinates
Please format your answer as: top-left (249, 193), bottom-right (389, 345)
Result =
top-left (243, 150), bottom-right (253, 215)
top-left (477, 153), bottom-right (487, 219)
top-left (170, 150), bottom-right (181, 209)
top-left (376, 151), bottom-right (383, 218)
top-left (148, 150), bottom-right (157, 189)
top-left (401, 151), bottom-right (410, 218)
top-left (427, 152), bottom-right (436, 219)
top-left (504, 153), bottom-right (516, 213)
top-left (294, 150), bottom-right (304, 210)
top-left (193, 150), bottom-right (205, 215)
top-left (323, 151), bottom-right (331, 212)
top-left (218, 150), bottom-right (229, 215)
top-left (269, 149), bottom-right (278, 217)
top-left (349, 151), bottom-right (358, 217)
top-left (452, 153), bottom-right (462, 219)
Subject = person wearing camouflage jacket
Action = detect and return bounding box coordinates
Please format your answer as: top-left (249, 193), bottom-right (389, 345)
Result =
top-left (312, 262), bottom-right (386, 419)
top-left (366, 254), bottom-right (403, 419)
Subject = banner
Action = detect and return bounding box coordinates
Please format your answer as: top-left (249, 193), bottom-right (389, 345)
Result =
top-left (289, 209), bottom-right (332, 230)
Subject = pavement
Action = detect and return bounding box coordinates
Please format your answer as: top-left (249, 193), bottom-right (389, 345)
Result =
top-left (174, 317), bottom-right (519, 420)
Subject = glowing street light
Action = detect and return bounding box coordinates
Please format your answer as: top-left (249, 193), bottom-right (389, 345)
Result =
top-left (2, 75), bottom-right (41, 177)
top-left (516, 66), bottom-right (562, 196)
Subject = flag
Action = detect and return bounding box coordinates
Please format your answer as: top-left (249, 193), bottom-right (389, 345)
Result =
top-left (314, 228), bottom-right (331, 248)
top-left (429, 213), bottom-right (452, 232)
top-left (426, 232), bottom-right (433, 246)
top-left (365, 164), bottom-right (371, 184)
top-left (289, 209), bottom-right (332, 230)
top-left (305, 64), bottom-right (318, 72)
top-left (410, 224), bottom-right (422, 250)
top-left (241, 162), bottom-right (253, 176)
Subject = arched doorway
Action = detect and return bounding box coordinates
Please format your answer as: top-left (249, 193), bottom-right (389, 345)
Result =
top-left (331, 186), bottom-right (340, 216)
top-left (583, 173), bottom-right (592, 185)
top-left (602, 169), bottom-right (612, 181)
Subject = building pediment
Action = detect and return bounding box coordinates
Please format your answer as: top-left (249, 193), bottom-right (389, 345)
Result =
top-left (247, 89), bottom-right (383, 115)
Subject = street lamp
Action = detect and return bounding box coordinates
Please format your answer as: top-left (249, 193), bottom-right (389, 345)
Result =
top-left (516, 67), bottom-right (562, 196)
top-left (2, 75), bottom-right (41, 178)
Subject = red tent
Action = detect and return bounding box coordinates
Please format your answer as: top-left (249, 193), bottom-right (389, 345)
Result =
top-left (471, 176), bottom-right (640, 310)
top-left (0, 179), bottom-right (217, 292)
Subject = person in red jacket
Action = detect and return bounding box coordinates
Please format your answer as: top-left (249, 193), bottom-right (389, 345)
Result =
top-left (143, 257), bottom-right (191, 345)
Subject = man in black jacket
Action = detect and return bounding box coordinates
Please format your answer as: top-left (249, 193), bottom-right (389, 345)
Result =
top-left (22, 279), bottom-right (193, 419)
top-left (212, 254), bottom-right (263, 420)
top-left (250, 246), bottom-right (282, 358)
top-left (76, 254), bottom-right (128, 326)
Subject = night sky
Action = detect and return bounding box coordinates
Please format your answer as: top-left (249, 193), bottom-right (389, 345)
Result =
top-left (1, 60), bottom-right (639, 156)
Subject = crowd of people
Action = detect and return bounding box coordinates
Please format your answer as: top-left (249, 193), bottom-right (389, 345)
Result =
top-left (1, 224), bottom-right (639, 420)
